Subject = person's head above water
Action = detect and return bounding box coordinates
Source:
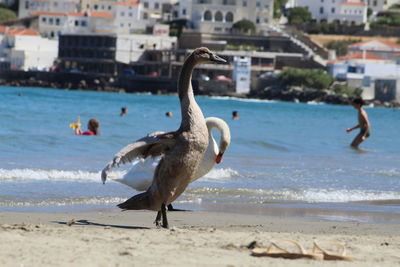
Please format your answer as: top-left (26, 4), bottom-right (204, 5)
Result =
top-left (120, 107), bottom-right (127, 116)
top-left (232, 110), bottom-right (239, 120)
top-left (352, 98), bottom-right (365, 109)
top-left (165, 111), bottom-right (173, 117)
top-left (88, 118), bottom-right (100, 135)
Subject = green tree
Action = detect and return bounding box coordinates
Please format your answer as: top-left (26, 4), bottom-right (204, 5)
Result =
top-left (273, 0), bottom-right (288, 18)
top-left (324, 39), bottom-right (361, 57)
top-left (279, 67), bottom-right (333, 90)
top-left (0, 7), bottom-right (16, 23)
top-left (287, 7), bottom-right (312, 25)
top-left (232, 19), bottom-right (256, 34)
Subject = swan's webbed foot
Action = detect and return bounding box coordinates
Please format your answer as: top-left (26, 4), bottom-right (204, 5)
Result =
top-left (161, 203), bottom-right (169, 229)
top-left (154, 211), bottom-right (161, 227)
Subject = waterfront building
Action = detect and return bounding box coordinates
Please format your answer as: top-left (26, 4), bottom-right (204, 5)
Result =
top-left (18, 0), bottom-right (80, 18)
top-left (327, 52), bottom-right (400, 99)
top-left (0, 27), bottom-right (58, 71)
top-left (233, 56), bottom-right (251, 93)
top-left (347, 40), bottom-right (400, 60)
top-left (287, 0), bottom-right (367, 25)
top-left (57, 33), bottom-right (177, 74)
top-left (33, 10), bottom-right (114, 39)
top-left (172, 0), bottom-right (274, 35)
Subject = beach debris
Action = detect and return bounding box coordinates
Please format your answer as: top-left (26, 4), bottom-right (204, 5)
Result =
top-left (246, 241), bottom-right (259, 249)
top-left (119, 251), bottom-right (132, 256)
top-left (67, 219), bottom-right (76, 226)
top-left (251, 239), bottom-right (323, 260)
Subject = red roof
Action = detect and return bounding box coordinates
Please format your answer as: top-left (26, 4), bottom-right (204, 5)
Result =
top-left (67, 11), bottom-right (113, 18)
top-left (32, 10), bottom-right (113, 18)
top-left (117, 0), bottom-right (140, 6)
top-left (342, 1), bottom-right (366, 6)
top-left (5, 28), bottom-right (39, 36)
top-left (0, 26), bottom-right (6, 33)
top-left (328, 52), bottom-right (387, 64)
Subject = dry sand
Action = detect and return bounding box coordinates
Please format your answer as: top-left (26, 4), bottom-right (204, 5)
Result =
top-left (0, 210), bottom-right (399, 266)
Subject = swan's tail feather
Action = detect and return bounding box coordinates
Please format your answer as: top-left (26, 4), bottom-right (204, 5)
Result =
top-left (117, 192), bottom-right (152, 210)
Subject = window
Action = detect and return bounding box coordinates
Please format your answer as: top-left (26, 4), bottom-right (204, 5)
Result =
top-left (81, 21), bottom-right (87, 26)
top-left (143, 12), bottom-right (148, 19)
top-left (225, 12), bottom-right (233, 22)
top-left (256, 17), bottom-right (260, 23)
top-left (49, 18), bottom-right (54, 25)
top-left (75, 20), bottom-right (79, 26)
top-left (373, 0), bottom-right (377, 6)
top-left (320, 7), bottom-right (324, 14)
top-left (215, 11), bottom-right (223, 21)
top-left (321, 0), bottom-right (323, 2)
top-left (331, 7), bottom-right (335, 13)
top-left (25, 1), bottom-right (29, 9)
top-left (144, 2), bottom-right (149, 8)
top-left (94, 4), bottom-right (98, 10)
top-left (243, 0), bottom-right (247, 7)
top-left (182, 8), bottom-right (186, 15)
top-left (264, 18), bottom-right (268, 23)
top-left (129, 12), bottom-right (132, 17)
top-left (155, 2), bottom-right (159, 9)
top-left (86, 4), bottom-right (90, 8)
top-left (108, 6), bottom-right (111, 10)
top-left (204, 10), bottom-right (212, 21)
top-left (120, 23), bottom-right (124, 27)
top-left (214, 27), bottom-right (222, 32)
top-left (42, 17), bottom-right (47, 23)
top-left (54, 2), bottom-right (58, 7)
top-left (256, 1), bottom-right (260, 7)
top-left (121, 12), bottom-right (125, 16)
top-left (55, 18), bottom-right (60, 25)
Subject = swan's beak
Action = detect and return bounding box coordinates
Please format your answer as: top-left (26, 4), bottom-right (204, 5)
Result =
top-left (215, 152), bottom-right (224, 164)
top-left (210, 54), bottom-right (227, 63)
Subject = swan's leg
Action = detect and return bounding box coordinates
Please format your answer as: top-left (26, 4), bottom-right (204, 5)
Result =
top-left (154, 211), bottom-right (161, 227)
top-left (161, 203), bottom-right (169, 229)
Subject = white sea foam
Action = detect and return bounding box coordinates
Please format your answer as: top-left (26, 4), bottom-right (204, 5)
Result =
top-left (185, 187), bottom-right (400, 203)
top-left (0, 168), bottom-right (125, 182)
top-left (209, 96), bottom-right (276, 103)
top-left (201, 167), bottom-right (239, 181)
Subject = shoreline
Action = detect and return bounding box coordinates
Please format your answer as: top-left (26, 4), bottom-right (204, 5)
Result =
top-left (2, 79), bottom-right (400, 108)
top-left (1, 200), bottom-right (399, 225)
top-left (1, 210), bottom-right (399, 266)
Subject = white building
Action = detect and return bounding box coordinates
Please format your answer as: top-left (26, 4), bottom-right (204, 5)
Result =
top-left (80, 0), bottom-right (116, 14)
top-left (0, 27), bottom-right (58, 70)
top-left (327, 52), bottom-right (400, 99)
top-left (173, 0), bottom-right (274, 35)
top-left (18, 0), bottom-right (80, 18)
top-left (33, 10), bottom-right (114, 39)
top-left (116, 33), bottom-right (177, 63)
top-left (361, 0), bottom-right (400, 12)
top-left (347, 39), bottom-right (400, 60)
top-left (288, 0), bottom-right (367, 25)
top-left (233, 56), bottom-right (251, 93)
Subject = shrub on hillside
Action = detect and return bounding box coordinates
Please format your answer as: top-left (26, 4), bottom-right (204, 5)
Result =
top-left (279, 67), bottom-right (333, 90)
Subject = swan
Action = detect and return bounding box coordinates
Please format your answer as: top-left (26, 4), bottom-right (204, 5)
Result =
top-left (114, 117), bottom-right (231, 191)
top-left (101, 47), bottom-right (227, 228)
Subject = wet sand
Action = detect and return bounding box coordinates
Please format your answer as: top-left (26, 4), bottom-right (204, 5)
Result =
top-left (1, 209), bottom-right (399, 266)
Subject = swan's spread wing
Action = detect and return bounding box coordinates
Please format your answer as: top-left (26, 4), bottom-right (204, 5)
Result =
top-left (101, 131), bottom-right (176, 183)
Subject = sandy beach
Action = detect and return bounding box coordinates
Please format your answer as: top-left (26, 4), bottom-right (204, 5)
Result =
top-left (1, 209), bottom-right (399, 267)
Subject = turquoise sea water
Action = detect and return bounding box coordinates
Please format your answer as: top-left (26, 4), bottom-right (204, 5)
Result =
top-left (1, 86), bottom-right (399, 222)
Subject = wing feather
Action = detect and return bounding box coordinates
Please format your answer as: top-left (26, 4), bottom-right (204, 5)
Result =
top-left (101, 131), bottom-right (176, 183)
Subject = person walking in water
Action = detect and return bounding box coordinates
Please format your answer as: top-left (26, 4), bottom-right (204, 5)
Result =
top-left (345, 98), bottom-right (371, 148)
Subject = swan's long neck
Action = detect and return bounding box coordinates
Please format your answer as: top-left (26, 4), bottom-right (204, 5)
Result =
top-left (178, 55), bottom-right (204, 130)
top-left (206, 117), bottom-right (231, 152)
